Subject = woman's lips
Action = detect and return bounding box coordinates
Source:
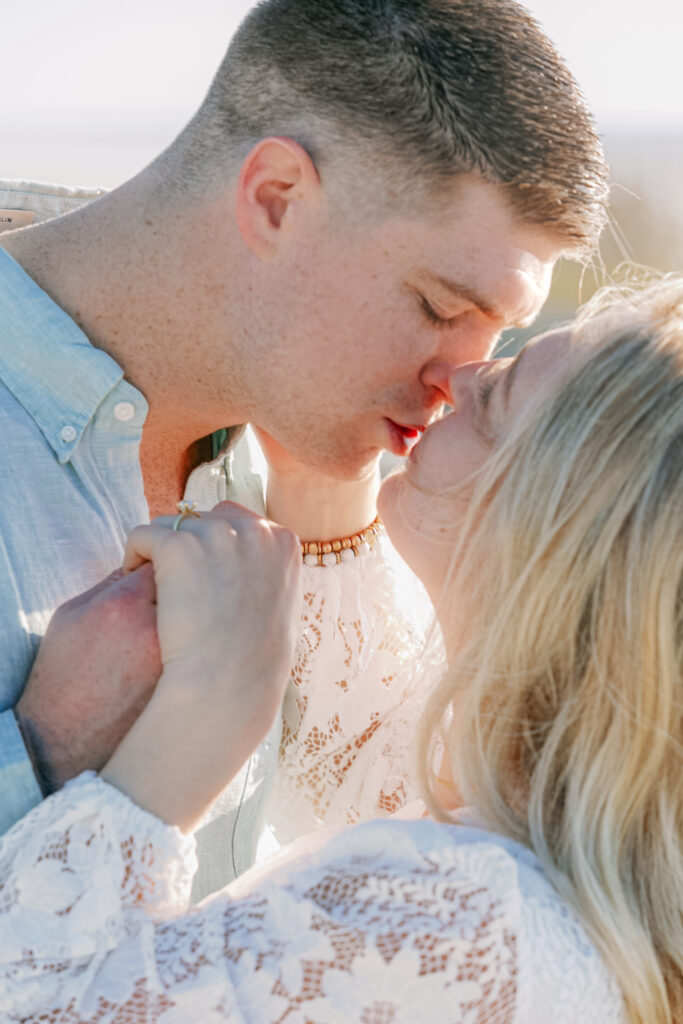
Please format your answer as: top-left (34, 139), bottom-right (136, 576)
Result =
top-left (385, 419), bottom-right (426, 455)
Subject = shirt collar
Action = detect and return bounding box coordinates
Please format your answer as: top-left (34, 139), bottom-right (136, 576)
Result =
top-left (0, 247), bottom-right (125, 463)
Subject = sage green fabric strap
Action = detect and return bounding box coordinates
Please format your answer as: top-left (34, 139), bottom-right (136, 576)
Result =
top-left (211, 424), bottom-right (246, 460)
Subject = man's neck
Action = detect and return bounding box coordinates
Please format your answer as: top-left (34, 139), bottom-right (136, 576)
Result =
top-left (1, 174), bottom-right (246, 513)
top-left (140, 432), bottom-right (214, 520)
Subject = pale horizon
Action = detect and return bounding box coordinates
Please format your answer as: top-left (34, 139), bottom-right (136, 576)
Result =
top-left (2, 0), bottom-right (682, 276)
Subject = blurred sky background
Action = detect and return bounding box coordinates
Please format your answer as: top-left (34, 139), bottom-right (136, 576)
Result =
top-left (2, 0), bottom-right (682, 337)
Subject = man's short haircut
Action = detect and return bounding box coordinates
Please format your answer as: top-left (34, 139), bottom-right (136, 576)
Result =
top-left (170, 0), bottom-right (609, 253)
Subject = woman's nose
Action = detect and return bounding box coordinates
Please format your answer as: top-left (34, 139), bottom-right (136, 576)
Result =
top-left (448, 360), bottom-right (493, 410)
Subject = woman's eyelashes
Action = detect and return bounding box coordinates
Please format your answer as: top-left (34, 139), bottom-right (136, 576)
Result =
top-left (471, 366), bottom-right (505, 444)
top-left (476, 373), bottom-right (497, 410)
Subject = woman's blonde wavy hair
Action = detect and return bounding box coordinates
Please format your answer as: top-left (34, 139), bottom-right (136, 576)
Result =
top-left (418, 273), bottom-right (683, 1024)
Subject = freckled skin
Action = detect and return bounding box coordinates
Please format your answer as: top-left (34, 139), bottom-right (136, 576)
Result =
top-left (1, 168), bottom-right (560, 494)
top-left (232, 178), bottom-right (562, 480)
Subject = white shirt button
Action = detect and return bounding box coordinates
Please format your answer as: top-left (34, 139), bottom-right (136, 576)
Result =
top-left (113, 401), bottom-right (136, 422)
top-left (60, 425), bottom-right (77, 443)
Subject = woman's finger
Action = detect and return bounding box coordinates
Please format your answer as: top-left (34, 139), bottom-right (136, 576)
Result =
top-left (122, 523), bottom-right (183, 573)
top-left (124, 500), bottom-right (284, 575)
top-left (208, 500), bottom-right (268, 522)
top-left (149, 500), bottom-right (267, 533)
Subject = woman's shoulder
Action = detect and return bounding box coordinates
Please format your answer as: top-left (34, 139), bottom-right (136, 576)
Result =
top-left (244, 816), bottom-right (626, 1023)
top-left (400, 817), bottom-right (627, 1023)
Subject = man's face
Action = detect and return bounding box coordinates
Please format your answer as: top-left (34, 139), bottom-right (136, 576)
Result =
top-left (241, 176), bottom-right (564, 479)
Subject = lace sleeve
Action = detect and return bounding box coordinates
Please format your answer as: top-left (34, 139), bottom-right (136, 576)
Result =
top-left (268, 532), bottom-right (442, 842)
top-left (0, 772), bottom-right (196, 941)
top-left (0, 775), bottom-right (524, 1023)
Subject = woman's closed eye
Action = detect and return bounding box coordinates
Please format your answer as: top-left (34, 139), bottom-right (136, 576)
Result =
top-left (471, 351), bottom-right (526, 442)
top-left (476, 373), bottom-right (497, 410)
top-left (472, 365), bottom-right (505, 444)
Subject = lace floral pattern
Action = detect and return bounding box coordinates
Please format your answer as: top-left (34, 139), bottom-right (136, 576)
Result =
top-left (0, 774), bottom-right (626, 1023)
top-left (267, 533), bottom-right (438, 843)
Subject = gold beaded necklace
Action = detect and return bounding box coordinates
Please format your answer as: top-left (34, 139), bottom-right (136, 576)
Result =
top-left (300, 516), bottom-right (383, 566)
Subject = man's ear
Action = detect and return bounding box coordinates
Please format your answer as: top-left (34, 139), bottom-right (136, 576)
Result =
top-left (235, 137), bottom-right (321, 259)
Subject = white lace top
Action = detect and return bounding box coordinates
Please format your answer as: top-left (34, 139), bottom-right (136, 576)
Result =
top-left (267, 531), bottom-right (437, 843)
top-left (0, 773), bottom-right (626, 1023)
top-left (189, 434), bottom-right (440, 859)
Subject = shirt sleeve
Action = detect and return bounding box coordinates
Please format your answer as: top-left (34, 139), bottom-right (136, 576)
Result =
top-left (0, 708), bottom-right (42, 835)
top-left (0, 772), bottom-right (518, 1023)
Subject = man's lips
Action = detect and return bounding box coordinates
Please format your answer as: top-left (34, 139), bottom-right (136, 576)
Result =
top-left (394, 423), bottom-right (426, 438)
top-left (385, 419), bottom-right (427, 455)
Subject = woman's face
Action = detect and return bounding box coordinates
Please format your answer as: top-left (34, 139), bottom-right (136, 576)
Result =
top-left (378, 326), bottom-right (572, 600)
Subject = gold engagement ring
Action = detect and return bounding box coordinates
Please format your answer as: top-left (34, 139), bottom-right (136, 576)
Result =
top-left (172, 500), bottom-right (202, 531)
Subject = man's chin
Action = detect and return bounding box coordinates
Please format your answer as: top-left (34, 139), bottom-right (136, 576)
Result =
top-left (327, 453), bottom-right (382, 482)
top-left (254, 421), bottom-right (385, 482)
top-left (296, 444), bottom-right (383, 482)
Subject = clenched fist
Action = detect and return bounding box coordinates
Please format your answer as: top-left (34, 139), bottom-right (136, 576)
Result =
top-left (102, 501), bottom-right (302, 831)
top-left (16, 564), bottom-right (161, 793)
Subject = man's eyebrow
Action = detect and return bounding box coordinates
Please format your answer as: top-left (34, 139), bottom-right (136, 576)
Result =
top-left (426, 274), bottom-right (539, 330)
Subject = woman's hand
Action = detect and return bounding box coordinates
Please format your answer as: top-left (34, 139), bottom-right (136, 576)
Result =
top-left (101, 502), bottom-right (302, 832)
top-left (255, 427), bottom-right (380, 541)
top-left (122, 501), bottom-right (300, 693)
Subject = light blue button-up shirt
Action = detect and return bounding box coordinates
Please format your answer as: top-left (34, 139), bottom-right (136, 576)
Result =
top-left (0, 179), bottom-right (282, 898)
top-left (0, 245), bottom-right (150, 833)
